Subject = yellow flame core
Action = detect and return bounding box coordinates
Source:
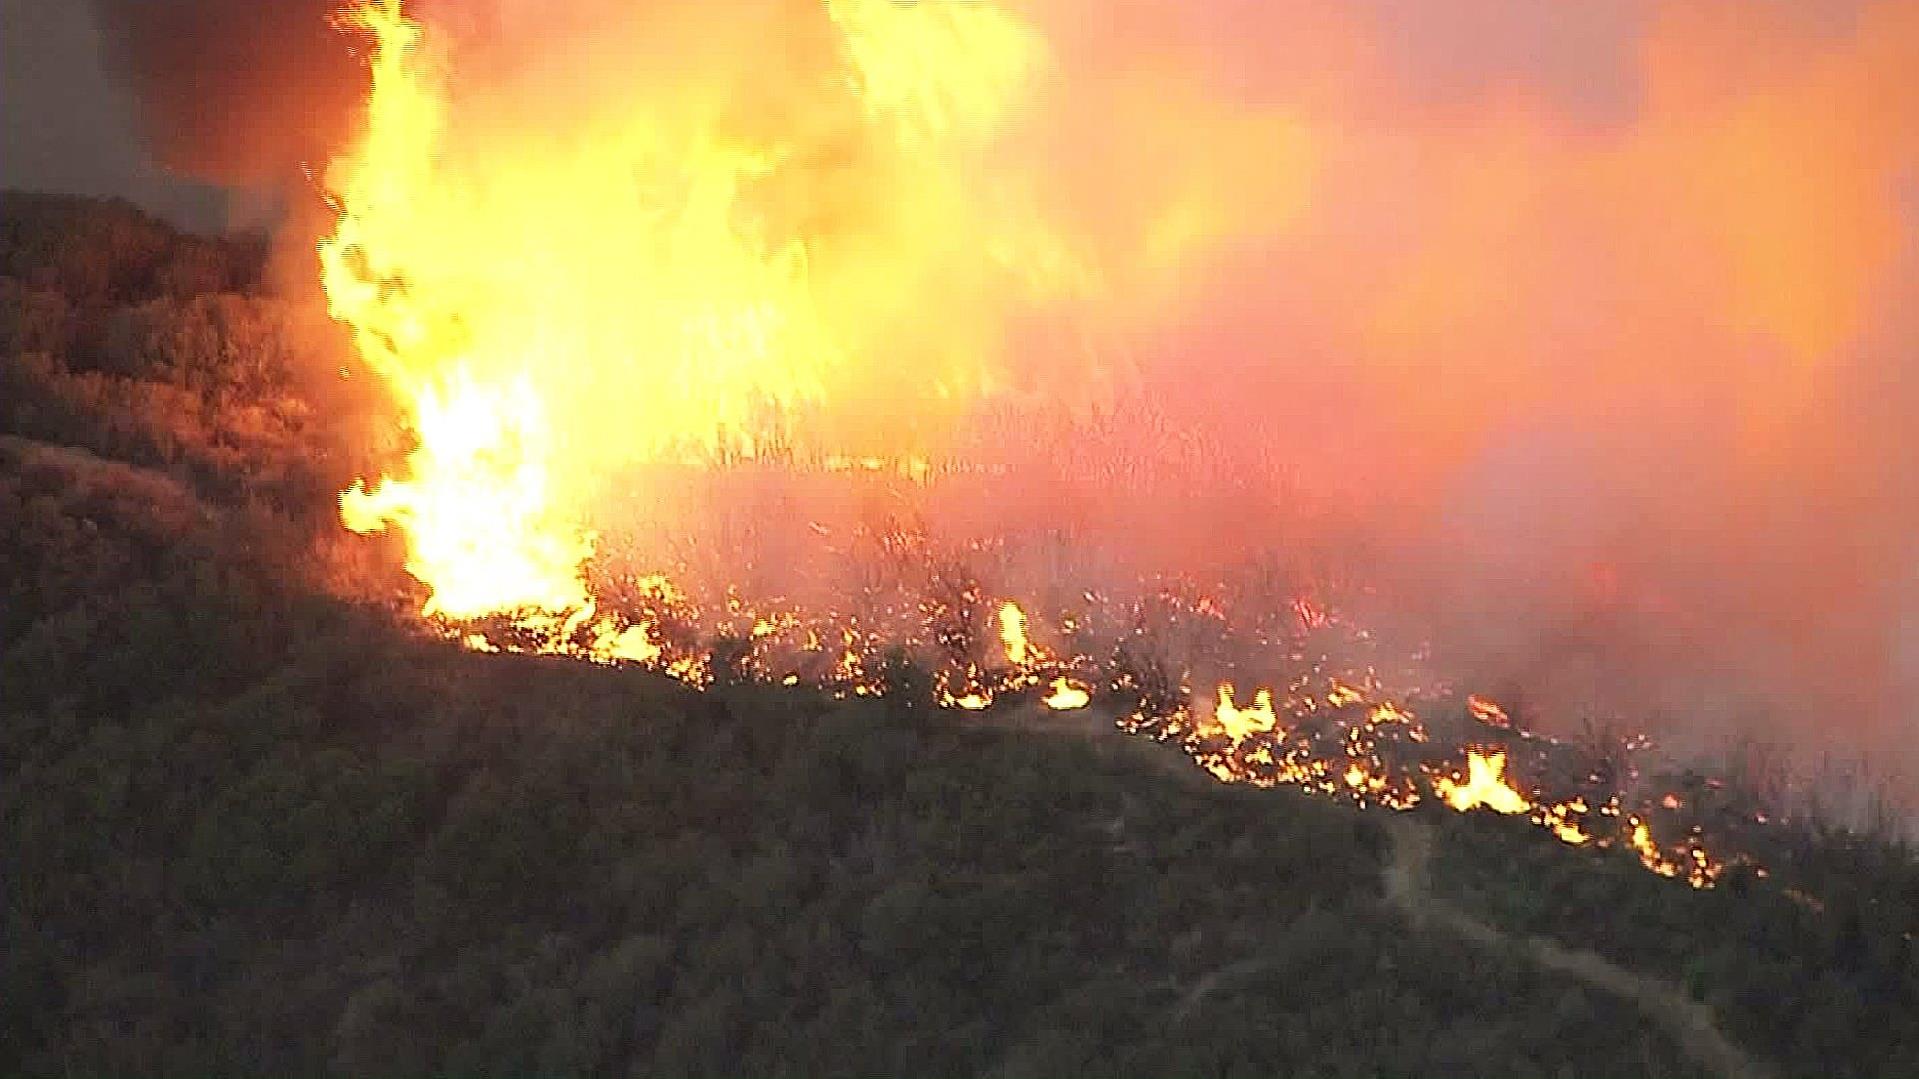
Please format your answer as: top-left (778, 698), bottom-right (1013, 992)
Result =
top-left (1435, 749), bottom-right (1532, 816)
top-left (998, 602), bottom-right (1033, 666)
top-left (321, 0), bottom-right (1084, 620)
top-left (338, 372), bottom-right (591, 617)
top-left (1214, 684), bottom-right (1279, 742)
top-left (1043, 677), bottom-right (1091, 711)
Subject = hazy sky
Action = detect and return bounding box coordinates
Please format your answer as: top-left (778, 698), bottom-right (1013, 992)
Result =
top-left (0, 0), bottom-right (227, 229)
top-left (0, 0), bottom-right (1881, 231)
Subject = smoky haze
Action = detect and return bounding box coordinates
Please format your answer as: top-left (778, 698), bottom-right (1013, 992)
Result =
top-left (85, 0), bottom-right (361, 185)
top-left (1, 0), bottom-right (229, 228)
top-left (84, 0), bottom-right (1919, 796)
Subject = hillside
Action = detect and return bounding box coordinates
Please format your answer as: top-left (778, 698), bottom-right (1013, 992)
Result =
top-left (4, 194), bottom-right (1916, 1077)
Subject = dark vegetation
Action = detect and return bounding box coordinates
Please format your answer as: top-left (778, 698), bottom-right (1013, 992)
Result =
top-left (2, 194), bottom-right (1913, 1076)
top-left (1432, 810), bottom-right (1919, 1078)
top-left (0, 437), bottom-right (1710, 1079)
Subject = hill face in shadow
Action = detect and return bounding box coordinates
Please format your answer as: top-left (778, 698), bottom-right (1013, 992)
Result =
top-left (4, 194), bottom-right (1916, 1077)
top-left (0, 433), bottom-right (1711, 1077)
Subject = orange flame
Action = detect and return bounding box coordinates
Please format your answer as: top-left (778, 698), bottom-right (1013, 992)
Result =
top-left (1043, 677), bottom-right (1091, 711)
top-left (1467, 694), bottom-right (1512, 729)
top-left (321, 0), bottom-right (1102, 627)
top-left (1213, 684), bottom-right (1279, 742)
top-left (998, 602), bottom-right (1034, 667)
top-left (314, 2), bottom-right (1753, 895)
top-left (1435, 749), bottom-right (1532, 816)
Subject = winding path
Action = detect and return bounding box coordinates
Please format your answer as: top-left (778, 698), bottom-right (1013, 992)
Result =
top-left (978, 704), bottom-right (1775, 1078)
top-left (1381, 815), bottom-right (1774, 1079)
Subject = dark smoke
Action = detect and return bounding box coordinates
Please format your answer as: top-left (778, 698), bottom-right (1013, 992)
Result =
top-left (87, 0), bottom-right (360, 184)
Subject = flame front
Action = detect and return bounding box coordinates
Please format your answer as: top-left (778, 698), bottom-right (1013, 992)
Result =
top-left (1214, 684), bottom-right (1279, 742)
top-left (321, 0), bottom-right (590, 619)
top-left (319, 2), bottom-right (1760, 894)
top-left (322, 0), bottom-right (1090, 622)
top-left (338, 371), bottom-right (589, 617)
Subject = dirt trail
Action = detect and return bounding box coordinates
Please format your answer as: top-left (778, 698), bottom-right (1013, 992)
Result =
top-left (977, 706), bottom-right (1773, 1078)
top-left (1382, 815), bottom-right (1774, 1079)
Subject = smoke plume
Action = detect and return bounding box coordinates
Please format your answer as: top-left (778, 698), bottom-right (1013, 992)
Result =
top-left (90, 0), bottom-right (1919, 794)
top-left (88, 0), bottom-right (361, 183)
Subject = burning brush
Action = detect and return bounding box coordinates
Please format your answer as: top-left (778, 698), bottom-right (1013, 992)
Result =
top-left (319, 0), bottom-right (1782, 893)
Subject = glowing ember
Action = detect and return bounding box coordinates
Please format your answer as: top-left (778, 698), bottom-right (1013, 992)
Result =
top-left (1043, 677), bottom-right (1092, 711)
top-left (1467, 694), bottom-right (1512, 729)
top-left (1538, 799), bottom-right (1594, 846)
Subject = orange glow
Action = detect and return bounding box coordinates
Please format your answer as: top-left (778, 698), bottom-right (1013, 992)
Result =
top-left (1467, 695), bottom-right (1511, 729)
top-left (1538, 799), bottom-right (1593, 847)
top-left (1042, 677), bottom-right (1091, 711)
top-left (307, 1), bottom-right (1798, 894)
top-left (323, 0), bottom-right (1082, 625)
top-left (1628, 818), bottom-right (1682, 880)
top-left (338, 371), bottom-right (589, 618)
top-left (998, 602), bottom-right (1034, 667)
top-left (321, 0), bottom-right (1312, 632)
top-left (1326, 681), bottom-right (1366, 708)
top-left (1435, 749), bottom-right (1532, 816)
top-left (1212, 683), bottom-right (1279, 742)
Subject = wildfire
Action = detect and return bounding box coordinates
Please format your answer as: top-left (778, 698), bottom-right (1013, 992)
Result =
top-left (1435, 749), bottom-right (1531, 815)
top-left (1467, 694), bottom-right (1512, 729)
top-left (322, 0), bottom-right (1091, 627)
top-left (999, 601), bottom-right (1034, 667)
top-left (319, 1), bottom-right (1759, 896)
top-left (338, 372), bottom-right (588, 618)
top-left (1213, 684), bottom-right (1279, 741)
top-left (1130, 671), bottom-right (1744, 886)
top-left (1043, 677), bottom-right (1092, 711)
